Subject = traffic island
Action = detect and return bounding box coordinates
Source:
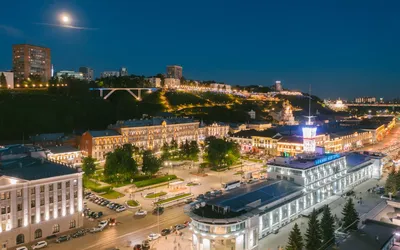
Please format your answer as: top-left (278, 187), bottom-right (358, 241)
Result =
top-left (126, 200), bottom-right (140, 208)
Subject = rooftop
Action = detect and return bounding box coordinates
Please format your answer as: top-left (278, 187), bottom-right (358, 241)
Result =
top-left (87, 130), bottom-right (121, 138)
top-left (336, 220), bottom-right (398, 250)
top-left (46, 145), bottom-right (80, 154)
top-left (30, 133), bottom-right (65, 142)
top-left (268, 153), bottom-right (344, 170)
top-left (278, 135), bottom-right (303, 144)
top-left (0, 156), bottom-right (79, 180)
top-left (110, 117), bottom-right (197, 128)
top-left (231, 129), bottom-right (281, 139)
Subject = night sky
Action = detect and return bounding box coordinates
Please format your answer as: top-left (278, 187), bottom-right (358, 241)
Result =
top-left (1, 0), bottom-right (399, 99)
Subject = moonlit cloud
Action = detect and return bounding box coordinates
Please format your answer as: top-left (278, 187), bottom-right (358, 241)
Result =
top-left (34, 22), bottom-right (98, 30)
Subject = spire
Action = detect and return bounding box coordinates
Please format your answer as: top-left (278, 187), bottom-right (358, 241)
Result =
top-left (304, 84), bottom-right (314, 125)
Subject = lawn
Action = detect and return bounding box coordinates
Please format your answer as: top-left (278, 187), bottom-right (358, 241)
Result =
top-left (127, 200), bottom-right (140, 207)
top-left (155, 193), bottom-right (191, 205)
top-left (83, 177), bottom-right (112, 193)
top-left (145, 192), bottom-right (167, 198)
top-left (100, 190), bottom-right (124, 199)
top-left (133, 175), bottom-right (177, 188)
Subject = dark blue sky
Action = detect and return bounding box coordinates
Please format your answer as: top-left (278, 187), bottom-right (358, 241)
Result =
top-left (1, 0), bottom-right (399, 99)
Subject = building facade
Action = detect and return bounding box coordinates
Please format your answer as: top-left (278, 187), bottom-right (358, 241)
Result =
top-left (0, 72), bottom-right (14, 89)
top-left (56, 71), bottom-right (84, 80)
top-left (119, 67), bottom-right (128, 77)
top-left (80, 130), bottom-right (126, 161)
top-left (78, 67), bottom-right (94, 81)
top-left (100, 71), bottom-right (120, 78)
top-left (147, 77), bottom-right (161, 88)
top-left (12, 44), bottom-right (51, 84)
top-left (355, 97), bottom-right (376, 103)
top-left (164, 78), bottom-right (181, 88)
top-left (0, 156), bottom-right (83, 249)
top-left (166, 65), bottom-right (182, 79)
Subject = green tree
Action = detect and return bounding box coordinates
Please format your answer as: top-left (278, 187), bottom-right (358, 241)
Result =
top-left (161, 142), bottom-right (171, 160)
top-left (179, 140), bottom-right (191, 159)
top-left (341, 198), bottom-right (359, 232)
top-left (205, 137), bottom-right (240, 169)
top-left (286, 223), bottom-right (304, 250)
top-left (82, 156), bottom-right (96, 177)
top-left (0, 73), bottom-right (6, 87)
top-left (104, 144), bottom-right (138, 183)
top-left (189, 140), bottom-right (200, 161)
top-left (142, 150), bottom-right (163, 175)
top-left (170, 139), bottom-right (179, 158)
top-left (385, 168), bottom-right (397, 195)
top-left (305, 209), bottom-right (322, 250)
top-left (321, 205), bottom-right (335, 247)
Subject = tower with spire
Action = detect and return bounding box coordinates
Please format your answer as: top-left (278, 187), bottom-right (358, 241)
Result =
top-left (302, 85), bottom-right (317, 154)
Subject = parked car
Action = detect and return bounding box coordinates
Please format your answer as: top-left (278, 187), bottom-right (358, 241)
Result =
top-left (141, 240), bottom-right (150, 250)
top-left (174, 224), bottom-right (186, 230)
top-left (93, 211), bottom-right (103, 219)
top-left (90, 226), bottom-right (103, 233)
top-left (16, 246), bottom-right (28, 250)
top-left (101, 200), bottom-right (110, 206)
top-left (113, 204), bottom-right (122, 210)
top-left (147, 233), bottom-right (161, 241)
top-left (56, 235), bottom-right (70, 243)
top-left (214, 190), bottom-right (223, 195)
top-left (135, 210), bottom-right (147, 216)
top-left (98, 220), bottom-right (109, 228)
top-left (46, 234), bottom-right (57, 240)
top-left (116, 206), bottom-right (126, 212)
top-left (107, 203), bottom-right (115, 208)
top-left (31, 241), bottom-right (48, 249)
top-left (196, 194), bottom-right (205, 200)
top-left (161, 228), bottom-right (172, 236)
top-left (71, 229), bottom-right (86, 238)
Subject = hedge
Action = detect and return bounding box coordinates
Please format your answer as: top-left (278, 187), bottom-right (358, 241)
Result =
top-left (133, 175), bottom-right (177, 188)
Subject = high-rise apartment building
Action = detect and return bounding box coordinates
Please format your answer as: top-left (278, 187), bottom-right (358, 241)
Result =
top-left (12, 44), bottom-right (51, 83)
top-left (120, 67), bottom-right (128, 77)
top-left (100, 71), bottom-right (120, 78)
top-left (78, 67), bottom-right (94, 81)
top-left (166, 65), bottom-right (182, 79)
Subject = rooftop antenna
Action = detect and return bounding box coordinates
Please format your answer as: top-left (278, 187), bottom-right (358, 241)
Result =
top-left (305, 84), bottom-right (314, 125)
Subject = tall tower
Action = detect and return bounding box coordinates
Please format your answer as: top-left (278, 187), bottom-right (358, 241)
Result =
top-left (302, 85), bottom-right (317, 154)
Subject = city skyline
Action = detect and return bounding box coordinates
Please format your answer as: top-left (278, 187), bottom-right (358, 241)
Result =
top-left (0, 0), bottom-right (399, 99)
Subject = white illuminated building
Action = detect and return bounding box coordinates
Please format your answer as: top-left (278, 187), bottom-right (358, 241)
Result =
top-left (186, 124), bottom-right (385, 250)
top-left (0, 156), bottom-right (83, 249)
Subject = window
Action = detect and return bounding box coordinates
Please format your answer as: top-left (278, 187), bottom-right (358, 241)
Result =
top-left (40, 185), bottom-right (44, 193)
top-left (49, 197), bottom-right (54, 203)
top-left (40, 198), bottom-right (44, 206)
top-left (34, 229), bottom-right (42, 239)
top-left (69, 220), bottom-right (76, 229)
top-left (17, 189), bottom-right (22, 197)
top-left (277, 175), bottom-right (281, 179)
top-left (66, 181), bottom-right (70, 188)
top-left (57, 183), bottom-right (61, 189)
top-left (31, 188), bottom-right (35, 195)
top-left (52, 224), bottom-right (60, 233)
top-left (16, 234), bottom-right (24, 245)
top-left (17, 218), bottom-right (23, 227)
top-left (31, 215), bottom-right (35, 224)
top-left (58, 194), bottom-right (61, 201)
top-left (66, 193), bottom-right (70, 200)
top-left (7, 206), bottom-right (10, 213)
top-left (0, 193), bottom-right (4, 200)
top-left (74, 191), bottom-right (77, 198)
top-left (5, 192), bottom-right (10, 199)
top-left (1, 207), bottom-right (5, 214)
top-left (17, 203), bottom-right (22, 211)
top-left (31, 200), bottom-right (35, 208)
top-left (49, 184), bottom-right (53, 191)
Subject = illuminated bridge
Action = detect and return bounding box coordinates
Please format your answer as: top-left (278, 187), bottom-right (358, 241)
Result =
top-left (89, 87), bottom-right (158, 100)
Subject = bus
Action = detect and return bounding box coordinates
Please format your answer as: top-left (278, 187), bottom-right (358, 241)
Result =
top-left (221, 180), bottom-right (241, 191)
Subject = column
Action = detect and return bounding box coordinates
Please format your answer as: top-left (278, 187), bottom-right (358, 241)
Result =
top-left (44, 184), bottom-right (49, 221)
top-left (69, 180), bottom-right (74, 214)
top-left (235, 234), bottom-right (244, 250)
top-left (78, 176), bottom-right (83, 212)
top-left (269, 212), bottom-right (273, 230)
top-left (202, 238), bottom-right (211, 250)
top-left (10, 189), bottom-right (17, 229)
top-left (279, 207), bottom-right (282, 226)
top-left (35, 186), bottom-right (40, 223)
top-left (53, 183), bottom-right (58, 219)
top-left (62, 181), bottom-right (66, 217)
top-left (23, 184), bottom-right (28, 227)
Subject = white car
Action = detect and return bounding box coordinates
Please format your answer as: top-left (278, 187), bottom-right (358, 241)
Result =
top-left (135, 210), bottom-right (147, 216)
top-left (98, 220), bottom-right (109, 228)
top-left (16, 247), bottom-right (28, 250)
top-left (31, 241), bottom-right (48, 249)
top-left (147, 233), bottom-right (161, 241)
top-left (90, 226), bottom-right (103, 233)
top-left (116, 206), bottom-right (126, 212)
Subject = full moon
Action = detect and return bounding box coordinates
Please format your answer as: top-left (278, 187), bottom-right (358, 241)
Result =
top-left (61, 14), bottom-right (70, 24)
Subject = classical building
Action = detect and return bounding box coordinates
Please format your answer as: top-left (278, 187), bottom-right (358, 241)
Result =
top-left (12, 44), bottom-right (51, 84)
top-left (0, 156), bottom-right (83, 249)
top-left (81, 118), bottom-right (229, 160)
top-left (45, 146), bottom-right (82, 166)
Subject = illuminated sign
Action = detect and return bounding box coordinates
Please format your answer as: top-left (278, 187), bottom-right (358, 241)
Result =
top-left (314, 154), bottom-right (341, 165)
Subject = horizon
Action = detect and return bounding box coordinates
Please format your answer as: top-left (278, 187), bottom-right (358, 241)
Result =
top-left (1, 0), bottom-right (399, 99)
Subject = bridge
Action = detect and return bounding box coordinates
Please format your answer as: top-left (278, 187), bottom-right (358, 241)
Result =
top-left (89, 88), bottom-right (158, 100)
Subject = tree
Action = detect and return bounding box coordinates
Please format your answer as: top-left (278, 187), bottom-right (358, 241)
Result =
top-left (321, 205), bottom-right (335, 247)
top-left (189, 140), bottom-right (200, 161)
top-left (161, 142), bottom-right (171, 160)
top-left (179, 140), bottom-right (191, 159)
top-left (286, 223), bottom-right (303, 250)
top-left (385, 167), bottom-right (397, 195)
top-left (142, 150), bottom-right (163, 175)
top-left (0, 73), bottom-right (6, 87)
top-left (82, 156), bottom-right (96, 177)
top-left (305, 209), bottom-right (322, 250)
top-left (341, 198), bottom-right (359, 232)
top-left (104, 144), bottom-right (138, 183)
top-left (205, 137), bottom-right (240, 169)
